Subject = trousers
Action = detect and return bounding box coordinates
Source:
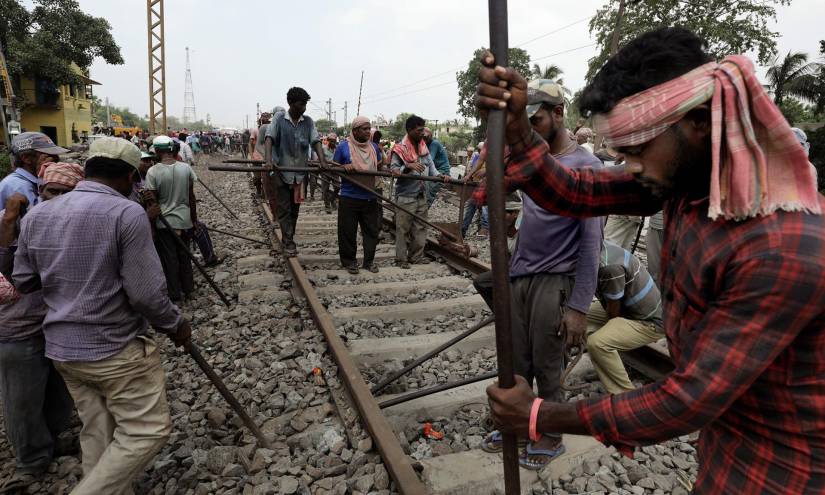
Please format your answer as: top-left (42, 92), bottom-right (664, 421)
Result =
top-left (269, 173), bottom-right (302, 247)
top-left (154, 229), bottom-right (194, 301)
top-left (55, 337), bottom-right (172, 495)
top-left (337, 196), bottom-right (380, 268)
top-left (604, 215), bottom-right (642, 251)
top-left (586, 301), bottom-right (662, 394)
top-left (461, 198), bottom-right (488, 236)
top-left (0, 335), bottom-right (73, 473)
top-left (395, 194), bottom-right (428, 263)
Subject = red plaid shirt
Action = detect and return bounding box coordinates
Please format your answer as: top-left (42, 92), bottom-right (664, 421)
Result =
top-left (476, 132), bottom-right (825, 494)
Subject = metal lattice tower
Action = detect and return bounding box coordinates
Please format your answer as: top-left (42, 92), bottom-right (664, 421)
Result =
top-left (183, 47), bottom-right (196, 124)
top-left (146, 0), bottom-right (167, 134)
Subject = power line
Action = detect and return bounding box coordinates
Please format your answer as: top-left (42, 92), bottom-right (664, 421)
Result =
top-left (363, 15), bottom-right (594, 100)
top-left (361, 43), bottom-right (597, 107)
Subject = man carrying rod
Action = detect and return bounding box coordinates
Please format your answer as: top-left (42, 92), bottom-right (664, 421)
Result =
top-left (264, 88), bottom-right (328, 256)
top-left (478, 27), bottom-right (824, 493)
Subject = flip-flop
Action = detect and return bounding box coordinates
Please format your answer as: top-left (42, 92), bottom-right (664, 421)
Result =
top-left (480, 431), bottom-right (528, 454)
top-left (519, 442), bottom-right (566, 471)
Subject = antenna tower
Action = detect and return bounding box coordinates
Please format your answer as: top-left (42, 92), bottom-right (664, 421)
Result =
top-left (146, 0), bottom-right (167, 134)
top-left (183, 47), bottom-right (197, 124)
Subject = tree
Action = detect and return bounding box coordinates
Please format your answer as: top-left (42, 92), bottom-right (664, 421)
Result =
top-left (384, 112), bottom-right (414, 142)
top-left (778, 98), bottom-right (815, 126)
top-left (531, 63), bottom-right (564, 83)
top-left (2, 0), bottom-right (123, 88)
top-left (767, 51), bottom-right (822, 107)
top-left (456, 47), bottom-right (531, 122)
top-left (586, 0), bottom-right (790, 80)
top-left (314, 118), bottom-right (337, 135)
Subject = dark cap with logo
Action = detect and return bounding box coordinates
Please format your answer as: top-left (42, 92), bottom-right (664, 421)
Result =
top-left (10, 132), bottom-right (69, 156)
top-left (526, 79), bottom-right (566, 118)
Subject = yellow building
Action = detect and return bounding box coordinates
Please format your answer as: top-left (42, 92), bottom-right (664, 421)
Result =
top-left (10, 64), bottom-right (99, 148)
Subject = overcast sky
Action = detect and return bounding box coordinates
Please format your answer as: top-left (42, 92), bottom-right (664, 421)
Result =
top-left (83, 0), bottom-right (822, 130)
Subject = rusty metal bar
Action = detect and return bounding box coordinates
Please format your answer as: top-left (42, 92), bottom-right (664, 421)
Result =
top-left (378, 371), bottom-right (498, 409)
top-left (188, 343), bottom-right (271, 448)
top-left (204, 226), bottom-right (268, 246)
top-left (486, 1), bottom-right (520, 493)
top-left (156, 215), bottom-right (232, 307)
top-left (371, 316), bottom-right (496, 395)
top-left (196, 177), bottom-right (239, 220)
top-left (216, 161), bottom-right (479, 187)
top-left (257, 201), bottom-right (427, 495)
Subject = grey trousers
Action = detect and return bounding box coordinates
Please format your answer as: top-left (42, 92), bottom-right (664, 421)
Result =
top-left (0, 335), bottom-right (74, 473)
top-left (269, 173), bottom-right (302, 247)
top-left (646, 226), bottom-right (664, 282)
top-left (395, 194), bottom-right (428, 263)
top-left (604, 215), bottom-right (642, 251)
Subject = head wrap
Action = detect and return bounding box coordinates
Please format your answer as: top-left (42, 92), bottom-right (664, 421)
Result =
top-left (593, 55), bottom-right (820, 220)
top-left (347, 117), bottom-right (377, 171)
top-left (40, 162), bottom-right (85, 188)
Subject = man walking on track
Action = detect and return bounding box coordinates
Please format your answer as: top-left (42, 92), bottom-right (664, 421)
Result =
top-left (146, 135), bottom-right (198, 302)
top-left (390, 115), bottom-right (450, 269)
top-left (334, 116), bottom-right (384, 274)
top-left (265, 88), bottom-right (328, 256)
top-left (12, 137), bottom-right (191, 495)
top-left (479, 27), bottom-right (824, 494)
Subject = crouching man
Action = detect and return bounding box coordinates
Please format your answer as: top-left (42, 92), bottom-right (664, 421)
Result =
top-left (13, 138), bottom-right (191, 494)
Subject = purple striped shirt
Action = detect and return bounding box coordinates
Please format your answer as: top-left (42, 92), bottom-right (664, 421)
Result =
top-left (13, 180), bottom-right (181, 362)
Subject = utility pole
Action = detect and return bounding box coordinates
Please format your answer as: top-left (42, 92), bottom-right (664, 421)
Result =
top-left (256, 102), bottom-right (260, 122)
top-left (147, 0), bottom-right (167, 134)
top-left (342, 101), bottom-right (348, 129)
top-left (106, 97), bottom-right (112, 127)
top-left (326, 98), bottom-right (332, 121)
top-left (183, 46), bottom-right (196, 124)
top-left (356, 70), bottom-right (364, 115)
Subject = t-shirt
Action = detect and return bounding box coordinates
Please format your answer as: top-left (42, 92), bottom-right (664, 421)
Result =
top-left (597, 239), bottom-right (663, 329)
top-left (333, 141), bottom-right (382, 200)
top-left (145, 161), bottom-right (197, 230)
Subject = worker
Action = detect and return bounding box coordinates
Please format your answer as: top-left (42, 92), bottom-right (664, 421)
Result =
top-left (13, 137), bottom-right (190, 494)
top-left (264, 88), bottom-right (328, 256)
top-left (478, 27), bottom-right (825, 493)
top-left (423, 127), bottom-right (451, 207)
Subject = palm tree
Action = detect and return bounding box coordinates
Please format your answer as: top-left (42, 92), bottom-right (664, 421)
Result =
top-left (766, 51), bottom-right (822, 106)
top-left (531, 63), bottom-right (564, 83)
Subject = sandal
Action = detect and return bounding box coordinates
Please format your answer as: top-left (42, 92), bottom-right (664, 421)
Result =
top-left (518, 441), bottom-right (566, 471)
top-left (480, 431), bottom-right (527, 454)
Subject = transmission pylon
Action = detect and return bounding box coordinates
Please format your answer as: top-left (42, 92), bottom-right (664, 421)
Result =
top-left (147, 0), bottom-right (167, 134)
top-left (183, 47), bottom-right (196, 125)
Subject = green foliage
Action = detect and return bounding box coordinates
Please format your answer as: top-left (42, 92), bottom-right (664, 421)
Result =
top-left (778, 98), bottom-right (817, 126)
top-left (586, 0), bottom-right (790, 80)
top-left (383, 112), bottom-right (414, 142)
top-left (807, 126), bottom-right (825, 191)
top-left (767, 51), bottom-right (822, 107)
top-left (314, 118), bottom-right (337, 135)
top-left (440, 129), bottom-right (474, 156)
top-left (2, 0), bottom-right (124, 86)
top-left (456, 47), bottom-right (531, 122)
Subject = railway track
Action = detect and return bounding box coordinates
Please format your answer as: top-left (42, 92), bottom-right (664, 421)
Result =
top-left (237, 172), bottom-right (674, 494)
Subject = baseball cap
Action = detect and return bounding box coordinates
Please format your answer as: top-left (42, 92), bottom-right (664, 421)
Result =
top-left (152, 135), bottom-right (175, 151)
top-left (526, 79), bottom-right (566, 118)
top-left (86, 137), bottom-right (141, 172)
top-left (11, 132), bottom-right (69, 156)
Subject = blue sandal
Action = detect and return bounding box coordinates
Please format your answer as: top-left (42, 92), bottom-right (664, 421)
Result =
top-left (519, 441), bottom-right (566, 470)
top-left (480, 431), bottom-right (528, 454)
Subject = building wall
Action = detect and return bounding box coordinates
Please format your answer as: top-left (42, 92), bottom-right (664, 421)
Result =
top-left (14, 67), bottom-right (93, 148)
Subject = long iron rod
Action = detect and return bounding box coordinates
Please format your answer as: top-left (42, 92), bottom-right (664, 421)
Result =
top-left (378, 371), bottom-right (498, 409)
top-left (196, 177), bottom-right (239, 220)
top-left (486, 2), bottom-right (520, 494)
top-left (156, 215), bottom-right (232, 307)
top-left (217, 161), bottom-right (479, 187)
top-left (205, 226), bottom-right (268, 246)
top-left (188, 343), bottom-right (271, 448)
top-left (371, 316), bottom-right (495, 395)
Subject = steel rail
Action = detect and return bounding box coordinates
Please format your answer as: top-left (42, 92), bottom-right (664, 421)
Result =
top-left (257, 202), bottom-right (428, 495)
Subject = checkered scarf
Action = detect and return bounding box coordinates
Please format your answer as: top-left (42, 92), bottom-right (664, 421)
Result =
top-left (593, 55), bottom-right (820, 220)
top-left (39, 162), bottom-right (85, 188)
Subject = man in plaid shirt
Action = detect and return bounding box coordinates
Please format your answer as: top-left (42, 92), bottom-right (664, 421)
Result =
top-left (481, 28), bottom-right (824, 493)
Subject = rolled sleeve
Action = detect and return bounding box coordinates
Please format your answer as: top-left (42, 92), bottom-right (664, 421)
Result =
top-left (119, 205), bottom-right (181, 331)
top-left (576, 253), bottom-right (824, 455)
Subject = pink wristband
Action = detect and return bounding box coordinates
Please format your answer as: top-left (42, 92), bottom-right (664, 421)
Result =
top-left (529, 398), bottom-right (544, 443)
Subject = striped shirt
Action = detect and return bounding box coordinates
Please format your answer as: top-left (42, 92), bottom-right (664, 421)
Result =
top-left (597, 240), bottom-right (663, 329)
top-left (13, 180), bottom-right (181, 362)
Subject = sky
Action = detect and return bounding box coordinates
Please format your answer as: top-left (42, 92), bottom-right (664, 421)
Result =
top-left (81, 0), bottom-right (824, 130)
